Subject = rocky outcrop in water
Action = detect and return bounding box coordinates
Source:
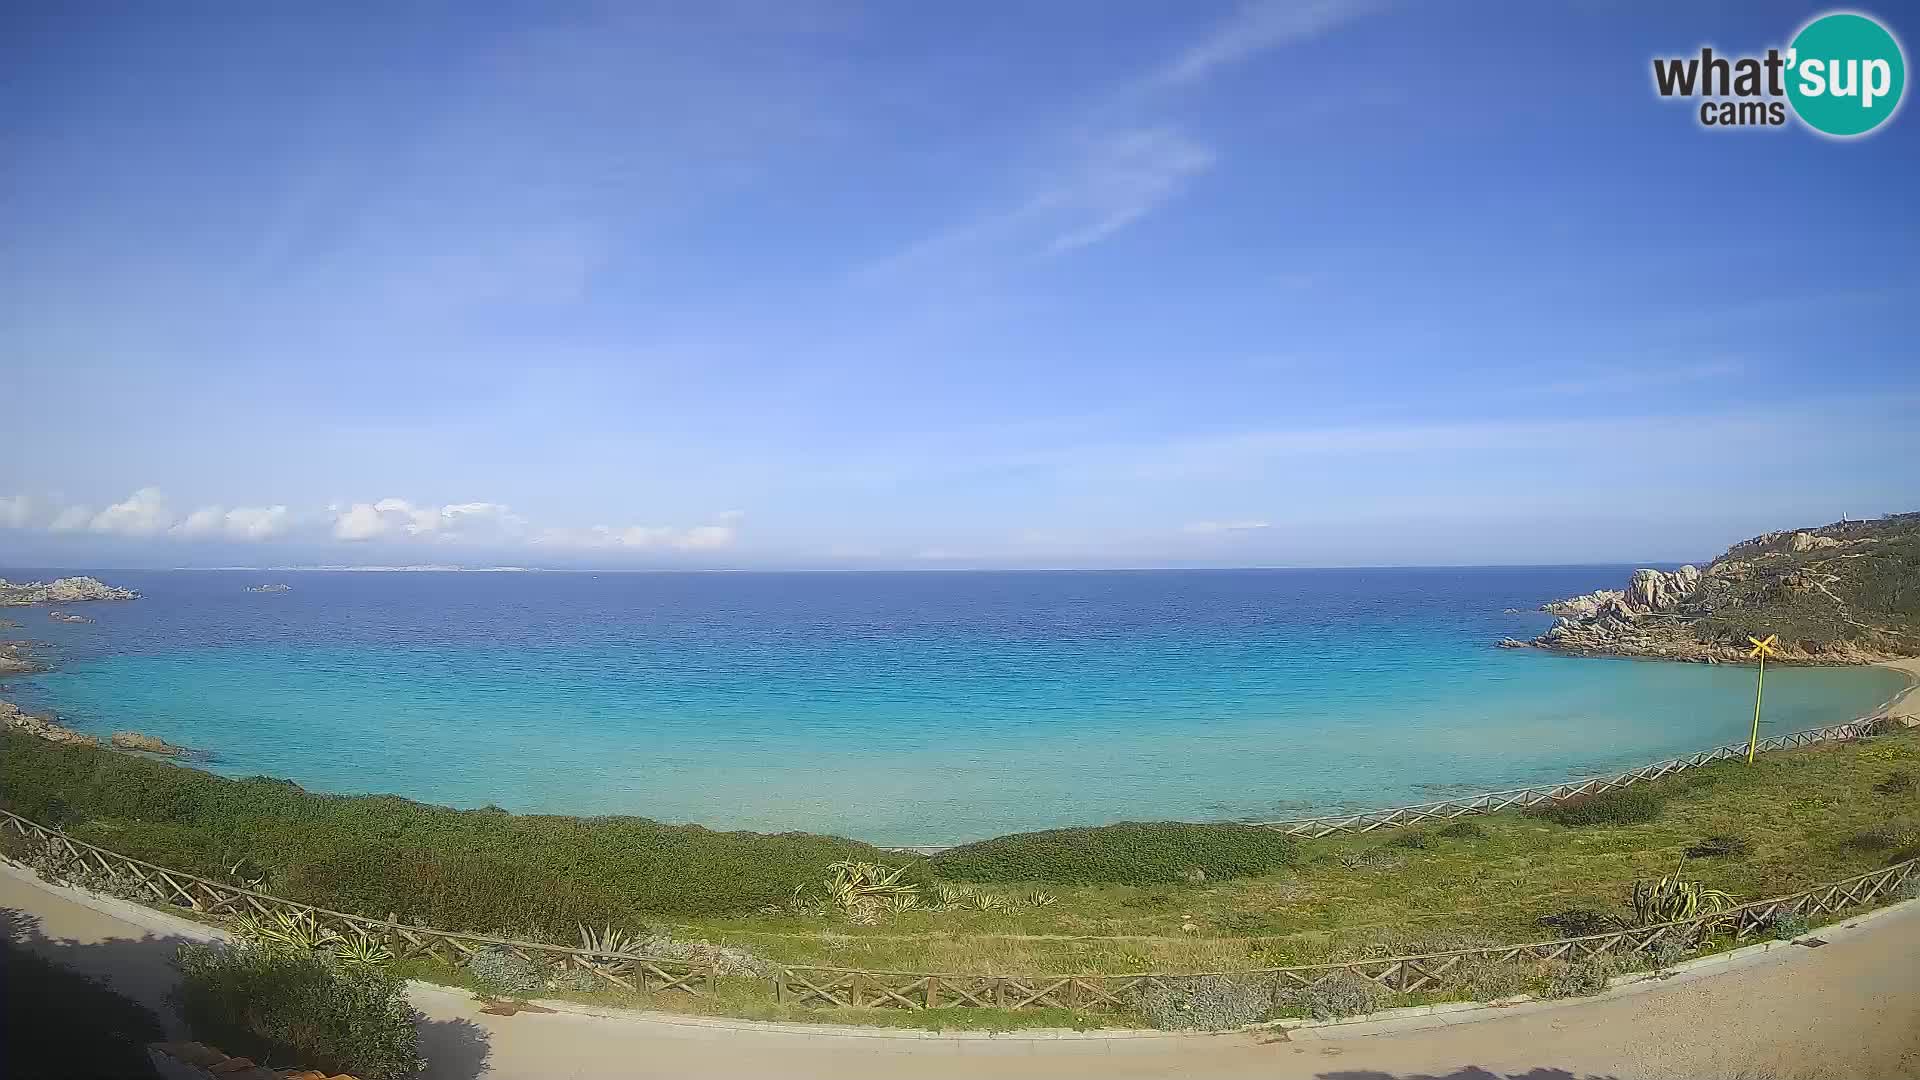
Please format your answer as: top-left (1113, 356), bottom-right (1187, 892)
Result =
top-left (0, 641), bottom-right (45, 676)
top-left (0, 576), bottom-right (139, 606)
top-left (110, 731), bottom-right (190, 755)
top-left (48, 610), bottom-right (92, 624)
top-left (1, 700), bottom-right (97, 747)
top-left (246, 583), bottom-right (293, 593)
top-left (1502, 513), bottom-right (1920, 664)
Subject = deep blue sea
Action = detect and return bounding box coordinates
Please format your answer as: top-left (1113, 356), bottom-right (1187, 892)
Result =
top-left (1, 567), bottom-right (1906, 846)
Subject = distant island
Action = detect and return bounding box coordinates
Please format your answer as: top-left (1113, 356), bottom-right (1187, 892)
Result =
top-left (246, 583), bottom-right (293, 593)
top-left (1503, 512), bottom-right (1920, 663)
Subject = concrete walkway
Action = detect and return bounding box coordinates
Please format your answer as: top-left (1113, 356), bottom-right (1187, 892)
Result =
top-left (5, 866), bottom-right (1918, 1080)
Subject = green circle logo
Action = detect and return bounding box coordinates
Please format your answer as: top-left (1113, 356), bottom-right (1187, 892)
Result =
top-left (1787, 12), bottom-right (1906, 137)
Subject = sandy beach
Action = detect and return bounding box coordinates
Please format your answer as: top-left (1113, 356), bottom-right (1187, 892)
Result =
top-left (1875, 656), bottom-right (1920, 723)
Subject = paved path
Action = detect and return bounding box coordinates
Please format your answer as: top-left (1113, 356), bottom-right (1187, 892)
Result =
top-left (5, 868), bottom-right (1917, 1080)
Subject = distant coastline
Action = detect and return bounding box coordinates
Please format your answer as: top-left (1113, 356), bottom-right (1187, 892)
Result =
top-left (169, 565), bottom-right (539, 572)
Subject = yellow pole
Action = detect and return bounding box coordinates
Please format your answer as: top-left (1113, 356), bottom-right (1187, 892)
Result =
top-left (1747, 650), bottom-right (1766, 764)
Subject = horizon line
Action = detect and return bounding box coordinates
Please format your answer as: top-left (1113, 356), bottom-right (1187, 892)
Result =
top-left (1, 560), bottom-right (1706, 575)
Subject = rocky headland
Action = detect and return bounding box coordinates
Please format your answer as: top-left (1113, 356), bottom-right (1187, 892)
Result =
top-left (1, 699), bottom-right (97, 747)
top-left (1, 698), bottom-right (193, 756)
top-left (1501, 513), bottom-right (1920, 664)
top-left (0, 576), bottom-right (139, 606)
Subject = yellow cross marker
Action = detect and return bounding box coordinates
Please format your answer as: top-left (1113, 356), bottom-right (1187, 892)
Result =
top-left (1746, 634), bottom-right (1779, 763)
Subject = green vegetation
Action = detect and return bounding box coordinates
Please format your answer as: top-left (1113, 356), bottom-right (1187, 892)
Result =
top-left (1693, 512), bottom-right (1920, 654)
top-left (1683, 833), bottom-right (1751, 859)
top-left (1436, 819), bottom-right (1489, 840)
top-left (0, 730), bottom-right (893, 932)
top-left (928, 821), bottom-right (1298, 885)
top-left (174, 941), bottom-right (422, 1080)
top-left (4, 724), bottom-right (1919, 1031)
top-left (1531, 786), bottom-right (1666, 827)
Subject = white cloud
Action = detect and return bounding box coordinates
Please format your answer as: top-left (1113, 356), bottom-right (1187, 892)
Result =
top-left (175, 505), bottom-right (291, 541)
top-left (1151, 0), bottom-right (1379, 89)
top-left (535, 516), bottom-right (741, 552)
top-left (331, 498), bottom-right (525, 542)
top-left (333, 502), bottom-right (392, 541)
top-left (89, 487), bottom-right (175, 536)
top-left (49, 505), bottom-right (93, 532)
top-left (1183, 520), bottom-right (1272, 534)
top-left (0, 495), bottom-right (34, 529)
top-left (1046, 129), bottom-right (1217, 254)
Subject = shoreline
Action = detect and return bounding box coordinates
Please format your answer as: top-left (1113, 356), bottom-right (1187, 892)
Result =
top-left (1870, 656), bottom-right (1920, 723)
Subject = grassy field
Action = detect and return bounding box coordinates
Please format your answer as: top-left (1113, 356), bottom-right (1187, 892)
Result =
top-left (4, 726), bottom-right (1917, 987)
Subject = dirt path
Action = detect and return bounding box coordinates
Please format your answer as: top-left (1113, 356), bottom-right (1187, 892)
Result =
top-left (5, 865), bottom-right (1918, 1080)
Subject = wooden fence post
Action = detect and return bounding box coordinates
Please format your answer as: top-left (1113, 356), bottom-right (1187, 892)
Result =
top-left (774, 968), bottom-right (787, 1004)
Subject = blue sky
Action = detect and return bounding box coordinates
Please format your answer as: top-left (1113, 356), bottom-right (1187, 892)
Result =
top-left (2, 1), bottom-right (1916, 570)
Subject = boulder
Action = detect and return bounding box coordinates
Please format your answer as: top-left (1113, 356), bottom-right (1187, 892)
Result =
top-left (1788, 530), bottom-right (1841, 553)
top-left (110, 731), bottom-right (189, 756)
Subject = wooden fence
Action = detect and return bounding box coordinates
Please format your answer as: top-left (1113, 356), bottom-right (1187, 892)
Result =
top-left (770, 855), bottom-right (1918, 1008)
top-left (3, 716), bottom-right (1914, 1011)
top-left (0, 808), bottom-right (711, 996)
top-left (1245, 717), bottom-right (1888, 838)
top-left (3, 802), bottom-right (1915, 1013)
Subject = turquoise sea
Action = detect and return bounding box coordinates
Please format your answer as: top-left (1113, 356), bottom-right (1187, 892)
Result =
top-left (2, 567), bottom-right (1906, 847)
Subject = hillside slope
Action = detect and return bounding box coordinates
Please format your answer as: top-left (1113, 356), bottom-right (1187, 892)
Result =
top-left (1504, 512), bottom-right (1920, 663)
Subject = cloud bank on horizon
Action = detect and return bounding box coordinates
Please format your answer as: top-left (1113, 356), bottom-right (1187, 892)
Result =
top-left (0, 489), bottom-right (742, 556)
top-left (1, 1), bottom-right (1915, 569)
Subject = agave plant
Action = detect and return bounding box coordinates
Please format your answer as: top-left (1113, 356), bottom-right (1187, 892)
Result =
top-left (1631, 872), bottom-right (1735, 926)
top-left (965, 890), bottom-right (1012, 913)
top-left (578, 922), bottom-right (648, 956)
top-left (327, 932), bottom-right (395, 971)
top-left (1023, 891), bottom-right (1059, 909)
top-left (822, 861), bottom-right (919, 912)
top-left (232, 909), bottom-right (341, 953)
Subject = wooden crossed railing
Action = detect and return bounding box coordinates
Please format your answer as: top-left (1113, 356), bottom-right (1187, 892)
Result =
top-left (1245, 717), bottom-right (1887, 837)
top-left (0, 809), bottom-right (710, 996)
top-left (770, 854), bottom-right (1918, 1009)
top-left (3, 712), bottom-right (1915, 1014)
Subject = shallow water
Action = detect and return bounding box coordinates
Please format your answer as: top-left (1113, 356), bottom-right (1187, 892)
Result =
top-left (3, 567), bottom-right (1904, 846)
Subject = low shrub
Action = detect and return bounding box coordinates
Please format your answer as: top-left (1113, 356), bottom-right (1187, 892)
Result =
top-left (173, 942), bottom-right (422, 1080)
top-left (1436, 819), bottom-right (1489, 840)
top-left (1277, 971), bottom-right (1385, 1021)
top-left (1385, 830), bottom-right (1432, 850)
top-left (1684, 834), bottom-right (1751, 859)
top-left (1439, 956), bottom-right (1537, 1001)
top-left (1640, 935), bottom-right (1693, 970)
top-left (1532, 787), bottom-right (1664, 827)
top-left (1766, 912), bottom-right (1811, 940)
top-left (467, 947), bottom-right (548, 1000)
top-left (1846, 820), bottom-right (1919, 853)
top-left (927, 822), bottom-right (1297, 886)
top-left (1873, 770), bottom-right (1915, 796)
top-left (1539, 955), bottom-right (1618, 999)
top-left (1135, 974), bottom-right (1278, 1031)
